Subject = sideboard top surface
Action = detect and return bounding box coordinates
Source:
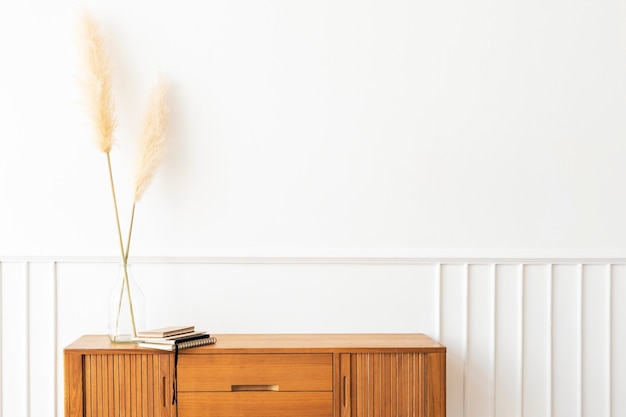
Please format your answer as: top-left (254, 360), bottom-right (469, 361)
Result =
top-left (65, 333), bottom-right (446, 355)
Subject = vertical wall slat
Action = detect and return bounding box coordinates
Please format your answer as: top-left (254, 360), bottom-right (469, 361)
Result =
top-left (0, 262), bottom-right (29, 417)
top-left (440, 263), bottom-right (468, 417)
top-left (463, 263), bottom-right (468, 417)
top-left (518, 263), bottom-right (524, 417)
top-left (552, 264), bottom-right (583, 417)
top-left (53, 262), bottom-right (58, 417)
top-left (25, 263), bottom-right (30, 417)
top-left (549, 264), bottom-right (553, 417)
top-left (581, 264), bottom-right (611, 417)
top-left (29, 262), bottom-right (57, 417)
top-left (466, 264), bottom-right (495, 417)
top-left (0, 261), bottom-right (3, 417)
top-left (612, 264), bottom-right (626, 417)
top-left (494, 264), bottom-right (523, 417)
top-left (435, 263), bottom-right (442, 342)
top-left (608, 265), bottom-right (613, 417)
top-left (493, 264), bottom-right (498, 417)
top-left (578, 264), bottom-right (584, 417)
top-left (521, 264), bottom-right (551, 417)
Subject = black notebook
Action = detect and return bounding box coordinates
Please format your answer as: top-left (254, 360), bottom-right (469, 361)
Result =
top-left (139, 335), bottom-right (217, 351)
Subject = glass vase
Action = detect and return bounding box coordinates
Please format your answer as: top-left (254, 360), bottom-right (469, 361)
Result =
top-left (108, 263), bottom-right (145, 343)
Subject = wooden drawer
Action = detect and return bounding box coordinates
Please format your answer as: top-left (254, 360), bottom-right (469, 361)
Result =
top-left (177, 353), bottom-right (332, 392)
top-left (178, 392), bottom-right (333, 417)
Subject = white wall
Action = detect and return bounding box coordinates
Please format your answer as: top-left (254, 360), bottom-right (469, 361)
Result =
top-left (2, 0), bottom-right (626, 257)
top-left (1, 0), bottom-right (626, 416)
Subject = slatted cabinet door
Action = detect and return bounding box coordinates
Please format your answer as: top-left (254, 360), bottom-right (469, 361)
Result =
top-left (64, 336), bottom-right (175, 417)
top-left (340, 352), bottom-right (446, 417)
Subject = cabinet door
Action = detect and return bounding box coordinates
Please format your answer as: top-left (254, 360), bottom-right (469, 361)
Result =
top-left (80, 352), bottom-right (174, 417)
top-left (340, 352), bottom-right (445, 417)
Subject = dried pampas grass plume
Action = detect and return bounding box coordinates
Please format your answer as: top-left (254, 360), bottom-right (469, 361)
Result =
top-left (133, 77), bottom-right (169, 203)
top-left (79, 12), bottom-right (125, 267)
top-left (80, 12), bottom-right (116, 153)
top-left (124, 77), bottom-right (169, 262)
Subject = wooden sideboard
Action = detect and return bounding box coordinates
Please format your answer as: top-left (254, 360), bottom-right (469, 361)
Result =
top-left (65, 334), bottom-right (446, 417)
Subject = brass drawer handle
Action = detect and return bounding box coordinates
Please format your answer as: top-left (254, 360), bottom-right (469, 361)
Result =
top-left (231, 384), bottom-right (280, 392)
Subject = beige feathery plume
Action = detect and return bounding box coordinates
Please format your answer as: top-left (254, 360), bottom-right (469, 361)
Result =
top-left (124, 77), bottom-right (168, 262)
top-left (80, 12), bottom-right (116, 153)
top-left (79, 12), bottom-right (125, 262)
top-left (133, 77), bottom-right (169, 203)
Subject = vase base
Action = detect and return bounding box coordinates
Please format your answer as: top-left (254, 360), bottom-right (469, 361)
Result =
top-left (109, 335), bottom-right (141, 344)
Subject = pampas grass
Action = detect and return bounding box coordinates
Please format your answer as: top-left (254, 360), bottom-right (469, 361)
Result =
top-left (79, 12), bottom-right (126, 270)
top-left (125, 77), bottom-right (169, 261)
top-left (133, 77), bottom-right (169, 204)
top-left (78, 12), bottom-right (168, 340)
top-left (80, 12), bottom-right (116, 153)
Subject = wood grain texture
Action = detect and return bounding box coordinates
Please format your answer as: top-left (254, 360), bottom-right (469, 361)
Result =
top-left (178, 333), bottom-right (446, 354)
top-left (177, 392), bottom-right (333, 417)
top-left (64, 353), bottom-right (84, 417)
top-left (177, 353), bottom-right (332, 391)
top-left (345, 352), bottom-right (446, 417)
top-left (64, 346), bottom-right (174, 417)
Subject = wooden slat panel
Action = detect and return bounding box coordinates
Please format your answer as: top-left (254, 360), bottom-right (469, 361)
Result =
top-left (113, 355), bottom-right (120, 417)
top-left (86, 355), bottom-right (94, 417)
top-left (102, 355), bottom-right (110, 417)
top-left (143, 355), bottom-right (152, 417)
top-left (350, 352), bottom-right (439, 417)
top-left (95, 354), bottom-right (103, 417)
top-left (396, 353), bottom-right (407, 417)
top-left (157, 354), bottom-right (171, 417)
top-left (159, 354), bottom-right (171, 417)
top-left (80, 353), bottom-right (171, 417)
top-left (340, 354), bottom-right (351, 417)
top-left (425, 352), bottom-right (446, 417)
top-left (63, 353), bottom-right (84, 417)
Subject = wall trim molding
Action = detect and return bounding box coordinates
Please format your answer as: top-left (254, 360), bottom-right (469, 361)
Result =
top-left (3, 250), bottom-right (626, 265)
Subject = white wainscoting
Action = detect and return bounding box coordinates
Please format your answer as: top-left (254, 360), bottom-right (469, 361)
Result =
top-left (1, 256), bottom-right (624, 417)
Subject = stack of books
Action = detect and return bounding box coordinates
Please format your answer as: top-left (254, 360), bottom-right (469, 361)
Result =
top-left (137, 326), bottom-right (217, 351)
